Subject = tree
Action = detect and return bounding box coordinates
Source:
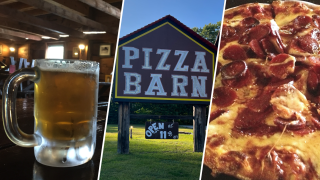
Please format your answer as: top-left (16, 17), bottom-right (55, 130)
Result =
top-left (107, 101), bottom-right (195, 125)
top-left (192, 21), bottom-right (221, 44)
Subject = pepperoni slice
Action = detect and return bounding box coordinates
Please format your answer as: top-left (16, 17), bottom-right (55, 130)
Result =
top-left (223, 45), bottom-right (247, 60)
top-left (209, 109), bottom-right (226, 121)
top-left (248, 25), bottom-right (270, 40)
top-left (311, 115), bottom-right (320, 129)
top-left (269, 54), bottom-right (295, 79)
top-left (249, 39), bottom-right (265, 58)
top-left (238, 33), bottom-right (250, 44)
top-left (222, 69), bottom-right (255, 88)
top-left (212, 87), bottom-right (237, 107)
top-left (270, 53), bottom-right (291, 63)
top-left (307, 70), bottom-right (319, 94)
top-left (241, 17), bottom-right (259, 28)
top-left (207, 135), bottom-right (225, 148)
top-left (252, 64), bottom-right (271, 86)
top-left (261, 38), bottom-right (277, 55)
top-left (307, 56), bottom-right (320, 67)
top-left (246, 48), bottom-right (258, 58)
top-left (234, 108), bottom-right (272, 130)
top-left (222, 25), bottom-right (236, 39)
top-left (293, 125), bottom-right (316, 135)
top-left (221, 61), bottom-right (247, 80)
top-left (250, 5), bottom-right (263, 14)
top-left (293, 16), bottom-right (314, 31)
top-left (264, 78), bottom-right (294, 93)
top-left (298, 35), bottom-right (319, 54)
top-left (247, 92), bottom-right (272, 113)
top-left (274, 117), bottom-right (306, 130)
top-left (238, 25), bottom-right (270, 44)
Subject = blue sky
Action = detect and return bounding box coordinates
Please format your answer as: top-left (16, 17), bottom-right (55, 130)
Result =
top-left (119, 0), bottom-right (225, 38)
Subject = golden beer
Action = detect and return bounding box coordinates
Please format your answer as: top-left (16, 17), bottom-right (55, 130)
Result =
top-left (3, 59), bottom-right (99, 167)
top-left (34, 70), bottom-right (98, 141)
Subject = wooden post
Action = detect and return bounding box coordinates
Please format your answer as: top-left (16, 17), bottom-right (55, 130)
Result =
top-left (193, 105), bottom-right (206, 152)
top-left (117, 102), bottom-right (130, 154)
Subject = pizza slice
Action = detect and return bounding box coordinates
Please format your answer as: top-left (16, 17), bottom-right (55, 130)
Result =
top-left (272, 1), bottom-right (320, 64)
top-left (204, 1), bottom-right (320, 180)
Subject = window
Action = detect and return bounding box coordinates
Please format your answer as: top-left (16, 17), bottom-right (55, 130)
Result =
top-left (46, 45), bottom-right (64, 59)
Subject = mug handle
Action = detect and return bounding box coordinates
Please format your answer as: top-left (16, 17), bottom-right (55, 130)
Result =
top-left (2, 68), bottom-right (42, 147)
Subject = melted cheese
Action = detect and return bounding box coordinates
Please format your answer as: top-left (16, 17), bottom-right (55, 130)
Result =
top-left (224, 4), bottom-right (272, 27)
top-left (275, 11), bottom-right (313, 27)
top-left (270, 84), bottom-right (309, 115)
top-left (225, 15), bottom-right (245, 27)
top-left (273, 1), bottom-right (314, 28)
top-left (207, 115), bottom-right (320, 176)
top-left (208, 2), bottom-right (320, 179)
top-left (208, 73), bottom-right (320, 179)
top-left (208, 71), bottom-right (320, 178)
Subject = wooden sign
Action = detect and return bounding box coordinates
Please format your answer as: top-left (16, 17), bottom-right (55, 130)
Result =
top-left (145, 122), bottom-right (179, 139)
top-left (113, 15), bottom-right (217, 104)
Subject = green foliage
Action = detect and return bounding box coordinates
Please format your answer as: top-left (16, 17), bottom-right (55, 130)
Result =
top-left (100, 124), bottom-right (203, 180)
top-left (107, 101), bottom-right (195, 125)
top-left (131, 103), bottom-right (193, 116)
top-left (107, 101), bottom-right (119, 124)
top-left (192, 21), bottom-right (221, 44)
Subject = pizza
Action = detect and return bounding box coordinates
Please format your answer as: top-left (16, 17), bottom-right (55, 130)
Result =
top-left (204, 1), bottom-right (320, 180)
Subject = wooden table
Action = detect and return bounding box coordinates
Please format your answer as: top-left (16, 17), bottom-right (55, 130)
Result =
top-left (0, 98), bottom-right (107, 180)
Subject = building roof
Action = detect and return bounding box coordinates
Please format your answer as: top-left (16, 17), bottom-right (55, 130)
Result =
top-left (119, 15), bottom-right (217, 52)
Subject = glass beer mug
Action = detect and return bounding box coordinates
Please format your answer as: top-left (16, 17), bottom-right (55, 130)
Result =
top-left (2, 59), bottom-right (99, 167)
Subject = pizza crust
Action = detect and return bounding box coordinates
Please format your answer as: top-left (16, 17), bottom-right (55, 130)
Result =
top-left (205, 1), bottom-right (320, 180)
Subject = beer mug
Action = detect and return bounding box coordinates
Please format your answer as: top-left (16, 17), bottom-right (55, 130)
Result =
top-left (2, 59), bottom-right (99, 167)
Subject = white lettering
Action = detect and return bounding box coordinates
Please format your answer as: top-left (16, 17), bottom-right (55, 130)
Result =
top-left (145, 74), bottom-right (167, 96)
top-left (142, 48), bottom-right (152, 69)
top-left (171, 75), bottom-right (188, 97)
top-left (122, 46), bottom-right (139, 68)
top-left (191, 76), bottom-right (207, 97)
top-left (152, 123), bottom-right (159, 132)
top-left (160, 131), bottom-right (167, 139)
top-left (146, 130), bottom-right (152, 137)
top-left (148, 126), bottom-right (155, 133)
top-left (158, 123), bottom-right (164, 130)
top-left (191, 51), bottom-right (209, 73)
top-left (174, 50), bottom-right (189, 71)
top-left (156, 49), bottom-right (171, 70)
top-left (123, 72), bottom-right (141, 95)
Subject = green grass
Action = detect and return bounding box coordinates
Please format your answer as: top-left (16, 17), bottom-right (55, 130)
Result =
top-left (99, 124), bottom-right (203, 180)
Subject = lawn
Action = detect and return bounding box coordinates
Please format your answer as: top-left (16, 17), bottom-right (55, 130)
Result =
top-left (99, 124), bottom-right (204, 180)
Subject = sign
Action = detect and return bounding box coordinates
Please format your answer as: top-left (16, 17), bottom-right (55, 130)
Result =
top-left (145, 122), bottom-right (179, 139)
top-left (113, 15), bottom-right (216, 104)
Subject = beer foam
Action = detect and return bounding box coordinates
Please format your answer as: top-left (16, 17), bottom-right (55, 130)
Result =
top-left (35, 59), bottom-right (99, 74)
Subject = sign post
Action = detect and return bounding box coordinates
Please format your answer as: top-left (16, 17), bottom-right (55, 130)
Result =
top-left (117, 102), bottom-right (130, 154)
top-left (193, 105), bottom-right (206, 152)
top-left (114, 15), bottom-right (216, 154)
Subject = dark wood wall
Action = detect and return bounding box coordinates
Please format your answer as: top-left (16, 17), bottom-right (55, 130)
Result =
top-left (0, 37), bottom-right (116, 83)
